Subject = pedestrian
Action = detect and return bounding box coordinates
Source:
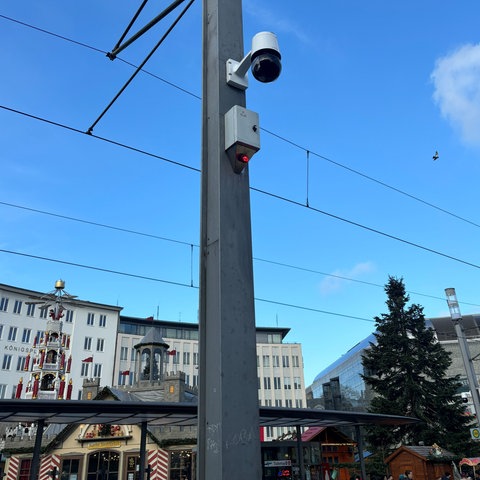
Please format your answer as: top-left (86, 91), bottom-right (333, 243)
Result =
top-left (405, 471), bottom-right (413, 480)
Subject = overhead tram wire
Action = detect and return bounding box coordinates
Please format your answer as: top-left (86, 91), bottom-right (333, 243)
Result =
top-left (2, 199), bottom-right (480, 309)
top-left (0, 15), bottom-right (201, 101)
top-left (260, 128), bottom-right (480, 230)
top-left (0, 248), bottom-right (374, 323)
top-left (1, 13), bottom-right (478, 228)
top-left (251, 185), bottom-right (480, 271)
top-left (2, 103), bottom-right (480, 275)
top-left (87, 0), bottom-right (196, 134)
top-left (0, 105), bottom-right (200, 173)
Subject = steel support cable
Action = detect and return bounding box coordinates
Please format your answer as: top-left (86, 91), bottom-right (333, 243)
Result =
top-left (261, 126), bottom-right (480, 229)
top-left (2, 103), bottom-right (480, 272)
top-left (1, 14), bottom-right (478, 229)
top-left (0, 14), bottom-right (201, 100)
top-left (87, 0), bottom-right (195, 134)
top-left (108, 0), bottom-right (187, 59)
top-left (110, 0), bottom-right (150, 54)
top-left (0, 248), bottom-right (374, 322)
top-left (250, 186), bottom-right (480, 271)
top-left (3, 198), bottom-right (480, 307)
top-left (0, 105), bottom-right (200, 172)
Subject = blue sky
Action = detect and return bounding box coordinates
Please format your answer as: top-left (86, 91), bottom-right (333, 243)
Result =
top-left (1, 1), bottom-right (480, 386)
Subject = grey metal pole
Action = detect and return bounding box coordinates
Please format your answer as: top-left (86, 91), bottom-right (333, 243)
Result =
top-left (29, 419), bottom-right (45, 480)
top-left (445, 288), bottom-right (480, 427)
top-left (198, 0), bottom-right (261, 479)
top-left (139, 421), bottom-right (147, 480)
top-left (296, 425), bottom-right (305, 480)
top-left (355, 425), bottom-right (367, 480)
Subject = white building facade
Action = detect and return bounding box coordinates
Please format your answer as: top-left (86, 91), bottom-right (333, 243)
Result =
top-left (114, 317), bottom-right (307, 440)
top-left (0, 282), bottom-right (121, 401)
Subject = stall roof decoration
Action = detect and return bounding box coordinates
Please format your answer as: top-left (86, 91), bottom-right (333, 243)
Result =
top-left (459, 458), bottom-right (480, 467)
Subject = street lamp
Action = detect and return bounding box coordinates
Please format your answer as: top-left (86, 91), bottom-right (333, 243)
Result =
top-left (445, 288), bottom-right (480, 427)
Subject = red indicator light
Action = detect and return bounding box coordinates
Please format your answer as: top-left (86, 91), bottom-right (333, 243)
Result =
top-left (237, 153), bottom-right (250, 163)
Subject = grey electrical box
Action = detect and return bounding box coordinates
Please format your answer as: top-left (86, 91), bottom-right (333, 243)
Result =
top-left (224, 105), bottom-right (260, 154)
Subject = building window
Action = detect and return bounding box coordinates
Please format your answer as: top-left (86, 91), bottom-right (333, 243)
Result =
top-left (292, 355), bottom-right (300, 367)
top-left (0, 384), bottom-right (6, 398)
top-left (193, 352), bottom-right (199, 365)
top-left (120, 347), bottom-right (128, 361)
top-left (40, 308), bottom-right (47, 319)
top-left (274, 377), bottom-right (281, 389)
top-left (96, 338), bottom-right (105, 352)
top-left (36, 331), bottom-right (44, 344)
top-left (275, 399), bottom-right (282, 407)
top-left (170, 450), bottom-right (192, 480)
top-left (26, 303), bottom-right (35, 317)
top-left (2, 355), bottom-right (12, 370)
top-left (99, 314), bottom-right (106, 327)
top-left (282, 355), bottom-right (290, 368)
top-left (87, 451), bottom-right (119, 480)
top-left (22, 328), bottom-right (31, 344)
top-left (183, 352), bottom-right (190, 365)
top-left (0, 297), bottom-right (8, 312)
top-left (0, 324), bottom-right (3, 339)
top-left (13, 300), bottom-right (22, 314)
top-left (87, 313), bottom-right (95, 326)
top-left (294, 376), bottom-right (302, 389)
top-left (81, 363), bottom-right (89, 377)
top-left (285, 399), bottom-right (293, 408)
top-left (262, 355), bottom-right (270, 367)
top-left (264, 399), bottom-right (272, 406)
top-left (295, 399), bottom-right (303, 408)
top-left (93, 363), bottom-right (102, 378)
top-left (17, 356), bottom-right (26, 371)
top-left (61, 459), bottom-right (80, 480)
top-left (8, 327), bottom-right (17, 342)
top-left (263, 377), bottom-right (271, 390)
top-left (65, 310), bottom-right (74, 323)
top-left (272, 355), bottom-right (280, 367)
top-left (284, 377), bottom-right (291, 390)
top-left (84, 337), bottom-right (92, 350)
top-left (193, 375), bottom-right (198, 387)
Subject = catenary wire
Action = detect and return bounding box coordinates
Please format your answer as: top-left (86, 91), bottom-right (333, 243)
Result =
top-left (1, 103), bottom-right (479, 273)
top-left (0, 14), bottom-right (477, 229)
top-left (2, 199), bottom-right (480, 309)
top-left (87, 0), bottom-right (196, 134)
top-left (0, 248), bottom-right (374, 323)
top-left (0, 14), bottom-right (201, 100)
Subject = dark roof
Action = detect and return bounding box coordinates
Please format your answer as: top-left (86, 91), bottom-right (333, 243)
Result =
top-left (385, 445), bottom-right (456, 463)
top-left (133, 327), bottom-right (169, 349)
top-left (0, 399), bottom-right (420, 428)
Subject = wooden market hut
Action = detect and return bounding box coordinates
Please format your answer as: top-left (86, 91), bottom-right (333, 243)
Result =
top-left (385, 445), bottom-right (456, 480)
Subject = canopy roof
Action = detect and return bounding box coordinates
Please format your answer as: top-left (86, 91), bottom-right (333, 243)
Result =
top-left (0, 399), bottom-right (419, 428)
top-left (459, 458), bottom-right (480, 467)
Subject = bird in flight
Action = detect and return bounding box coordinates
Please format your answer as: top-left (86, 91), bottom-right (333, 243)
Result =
top-left (433, 151), bottom-right (439, 161)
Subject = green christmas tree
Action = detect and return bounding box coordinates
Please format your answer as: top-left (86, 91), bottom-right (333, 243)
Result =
top-left (362, 276), bottom-right (474, 456)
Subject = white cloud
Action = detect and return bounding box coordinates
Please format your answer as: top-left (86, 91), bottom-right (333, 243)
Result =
top-left (243, 2), bottom-right (311, 45)
top-left (431, 43), bottom-right (480, 146)
top-left (318, 262), bottom-right (375, 295)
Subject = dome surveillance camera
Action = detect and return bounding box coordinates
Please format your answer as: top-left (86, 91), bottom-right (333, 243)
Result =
top-left (226, 31), bottom-right (281, 89)
top-left (250, 32), bottom-right (282, 83)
